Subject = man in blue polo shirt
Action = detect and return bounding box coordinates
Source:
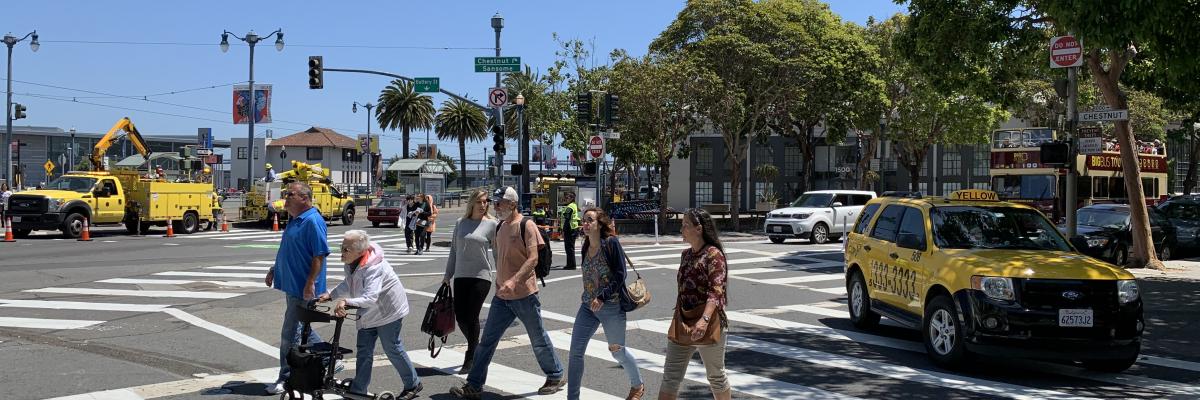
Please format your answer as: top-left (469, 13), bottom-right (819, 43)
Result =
top-left (264, 181), bottom-right (330, 394)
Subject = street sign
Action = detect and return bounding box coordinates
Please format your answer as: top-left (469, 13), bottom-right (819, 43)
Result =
top-left (488, 87), bottom-right (508, 108)
top-left (475, 57), bottom-right (520, 73)
top-left (196, 148), bottom-right (213, 156)
top-left (1079, 109), bottom-right (1129, 122)
top-left (601, 131), bottom-right (621, 140)
top-left (1078, 137), bottom-right (1103, 155)
top-left (44, 159), bottom-right (54, 176)
top-left (414, 77), bottom-right (440, 93)
top-left (1077, 126), bottom-right (1102, 136)
top-left (1050, 35), bottom-right (1083, 68)
top-left (588, 135), bottom-right (605, 159)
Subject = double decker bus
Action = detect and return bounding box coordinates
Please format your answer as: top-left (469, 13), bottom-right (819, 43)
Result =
top-left (988, 127), bottom-right (1168, 221)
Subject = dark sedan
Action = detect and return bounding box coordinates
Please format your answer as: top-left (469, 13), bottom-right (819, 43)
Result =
top-left (1067, 204), bottom-right (1178, 264)
top-left (1157, 197), bottom-right (1200, 256)
top-left (367, 198), bottom-right (406, 227)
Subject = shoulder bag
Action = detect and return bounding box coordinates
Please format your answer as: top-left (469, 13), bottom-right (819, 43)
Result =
top-left (667, 247), bottom-right (725, 346)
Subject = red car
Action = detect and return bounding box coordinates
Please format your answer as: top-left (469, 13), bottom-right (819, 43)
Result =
top-left (367, 198), bottom-right (406, 227)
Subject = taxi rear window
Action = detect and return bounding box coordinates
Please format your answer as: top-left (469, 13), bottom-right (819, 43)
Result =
top-left (930, 206), bottom-right (1070, 251)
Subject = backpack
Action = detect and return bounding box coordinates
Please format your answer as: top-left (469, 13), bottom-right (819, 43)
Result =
top-left (501, 217), bottom-right (554, 286)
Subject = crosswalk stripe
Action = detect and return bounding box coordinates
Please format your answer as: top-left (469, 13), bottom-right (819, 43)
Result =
top-left (543, 330), bottom-right (861, 400)
top-left (98, 278), bottom-right (265, 288)
top-left (729, 267), bottom-right (814, 276)
top-left (757, 274), bottom-right (844, 285)
top-left (778, 304), bottom-right (847, 318)
top-left (25, 287), bottom-right (242, 299)
top-left (386, 258), bottom-right (435, 263)
top-left (249, 261), bottom-right (275, 265)
top-left (205, 231), bottom-right (282, 240)
top-left (187, 229), bottom-right (253, 237)
top-left (633, 320), bottom-right (1098, 400)
top-left (629, 248), bottom-right (751, 261)
top-left (0, 316), bottom-right (104, 330)
top-left (809, 286), bottom-right (846, 295)
top-left (0, 299), bottom-right (171, 312)
top-left (205, 266), bottom-right (272, 271)
top-left (154, 271), bottom-right (344, 280)
top-left (406, 346), bottom-right (622, 399)
top-left (621, 246), bottom-right (688, 254)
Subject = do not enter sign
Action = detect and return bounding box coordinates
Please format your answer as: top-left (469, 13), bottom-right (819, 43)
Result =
top-left (1050, 35), bottom-right (1083, 68)
top-left (589, 135), bottom-right (605, 159)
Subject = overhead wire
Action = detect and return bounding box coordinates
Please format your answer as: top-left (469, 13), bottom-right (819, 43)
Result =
top-left (41, 40), bottom-right (493, 50)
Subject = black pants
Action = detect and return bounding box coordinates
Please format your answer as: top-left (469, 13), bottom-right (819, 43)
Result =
top-left (453, 277), bottom-right (492, 363)
top-left (563, 227), bottom-right (577, 269)
top-left (424, 230), bottom-right (432, 251)
top-left (404, 228), bottom-right (414, 249)
top-left (415, 226), bottom-right (427, 251)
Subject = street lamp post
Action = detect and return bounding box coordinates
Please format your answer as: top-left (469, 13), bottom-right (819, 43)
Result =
top-left (353, 101), bottom-right (376, 196)
top-left (491, 13), bottom-right (505, 190)
top-left (4, 30), bottom-right (38, 187)
top-left (515, 94), bottom-right (529, 210)
top-left (221, 29), bottom-right (283, 190)
top-left (69, 127), bottom-right (75, 173)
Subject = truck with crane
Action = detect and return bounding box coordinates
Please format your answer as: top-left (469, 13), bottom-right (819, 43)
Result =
top-left (239, 160), bottom-right (356, 226)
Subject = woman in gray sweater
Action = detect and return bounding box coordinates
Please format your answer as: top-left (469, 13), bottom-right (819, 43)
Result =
top-left (443, 189), bottom-right (498, 375)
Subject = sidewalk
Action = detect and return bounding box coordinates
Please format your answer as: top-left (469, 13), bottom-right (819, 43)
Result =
top-left (1129, 256), bottom-right (1200, 281)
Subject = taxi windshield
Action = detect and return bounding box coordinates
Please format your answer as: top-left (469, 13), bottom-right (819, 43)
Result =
top-left (931, 206), bottom-right (1070, 251)
top-left (44, 176), bottom-right (98, 193)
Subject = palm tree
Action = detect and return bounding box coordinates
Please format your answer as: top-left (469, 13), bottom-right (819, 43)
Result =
top-left (502, 66), bottom-right (548, 139)
top-left (376, 79), bottom-right (435, 158)
top-left (436, 97), bottom-right (488, 190)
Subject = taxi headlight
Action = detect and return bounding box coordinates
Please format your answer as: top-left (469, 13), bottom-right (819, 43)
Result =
top-left (792, 213), bottom-right (811, 219)
top-left (1118, 279), bottom-right (1140, 304)
top-left (971, 276), bottom-right (1015, 301)
top-left (1086, 237), bottom-right (1109, 248)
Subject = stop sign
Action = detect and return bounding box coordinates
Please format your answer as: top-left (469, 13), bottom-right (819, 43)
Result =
top-left (588, 135), bottom-right (605, 159)
top-left (1050, 35), bottom-right (1083, 68)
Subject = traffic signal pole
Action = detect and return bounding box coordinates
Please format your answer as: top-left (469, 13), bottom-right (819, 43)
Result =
top-left (493, 14), bottom-right (505, 192)
top-left (1066, 65), bottom-right (1079, 238)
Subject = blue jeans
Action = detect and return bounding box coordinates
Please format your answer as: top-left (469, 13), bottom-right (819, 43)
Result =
top-left (278, 295), bottom-right (322, 383)
top-left (350, 317), bottom-right (421, 394)
top-left (567, 302), bottom-right (643, 400)
top-left (466, 294), bottom-right (563, 389)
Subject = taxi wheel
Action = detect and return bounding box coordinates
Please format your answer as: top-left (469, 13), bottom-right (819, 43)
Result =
top-left (810, 223), bottom-right (830, 244)
top-left (847, 271), bottom-right (880, 329)
top-left (923, 295), bottom-right (971, 368)
top-left (769, 236), bottom-right (785, 244)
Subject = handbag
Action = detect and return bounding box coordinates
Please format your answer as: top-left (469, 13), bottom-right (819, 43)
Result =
top-left (666, 246), bottom-right (726, 346)
top-left (619, 253), bottom-right (651, 312)
top-left (420, 283), bottom-right (456, 357)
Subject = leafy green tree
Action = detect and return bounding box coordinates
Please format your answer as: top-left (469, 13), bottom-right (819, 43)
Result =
top-left (435, 98), bottom-right (488, 190)
top-left (376, 79), bottom-right (435, 159)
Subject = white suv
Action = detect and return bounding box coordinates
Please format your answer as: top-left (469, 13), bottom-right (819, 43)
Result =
top-left (764, 190), bottom-right (876, 244)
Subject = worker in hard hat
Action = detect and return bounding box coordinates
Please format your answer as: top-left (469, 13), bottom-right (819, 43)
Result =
top-left (198, 166), bottom-right (213, 183)
top-left (264, 163), bottom-right (277, 182)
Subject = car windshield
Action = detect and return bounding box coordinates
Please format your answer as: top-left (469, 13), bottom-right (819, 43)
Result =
top-left (1164, 203), bottom-right (1200, 221)
top-left (44, 176), bottom-right (98, 193)
top-left (791, 193), bottom-right (833, 208)
top-left (931, 206), bottom-right (1071, 251)
top-left (1077, 209), bottom-right (1129, 229)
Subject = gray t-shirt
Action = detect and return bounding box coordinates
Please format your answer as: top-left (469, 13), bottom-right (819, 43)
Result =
top-left (444, 217), bottom-right (498, 281)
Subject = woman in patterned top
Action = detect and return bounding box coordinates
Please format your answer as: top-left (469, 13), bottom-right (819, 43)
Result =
top-left (658, 208), bottom-right (730, 400)
top-left (566, 207), bottom-right (645, 400)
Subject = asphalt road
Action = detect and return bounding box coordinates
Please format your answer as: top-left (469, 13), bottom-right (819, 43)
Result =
top-left (1, 209), bottom-right (1199, 399)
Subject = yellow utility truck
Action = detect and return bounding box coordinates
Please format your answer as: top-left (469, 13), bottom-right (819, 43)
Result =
top-left (5, 118), bottom-right (223, 238)
top-left (239, 160), bottom-right (355, 225)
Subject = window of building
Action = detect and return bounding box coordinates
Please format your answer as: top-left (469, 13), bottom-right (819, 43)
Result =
top-left (254, 146), bottom-right (260, 160)
top-left (723, 182), bottom-right (731, 204)
top-left (942, 150), bottom-right (961, 176)
top-left (307, 147), bottom-right (323, 160)
top-left (919, 182), bottom-right (929, 193)
top-left (942, 182), bottom-right (962, 194)
top-left (972, 145), bottom-right (989, 177)
top-left (755, 146), bottom-right (773, 165)
top-left (755, 182), bottom-right (775, 202)
top-left (237, 147), bottom-right (247, 159)
top-left (784, 145), bottom-right (802, 177)
top-left (972, 182), bottom-right (990, 190)
top-left (695, 143), bottom-right (713, 177)
top-left (695, 182), bottom-right (713, 206)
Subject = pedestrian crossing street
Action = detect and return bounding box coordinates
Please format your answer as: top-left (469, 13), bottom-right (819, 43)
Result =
top-left (7, 242), bottom-right (1200, 399)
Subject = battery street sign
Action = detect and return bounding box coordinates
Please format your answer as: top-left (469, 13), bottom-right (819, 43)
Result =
top-left (1050, 35), bottom-right (1083, 68)
top-left (414, 77), bottom-right (439, 93)
top-left (1079, 109), bottom-right (1129, 122)
top-left (475, 57), bottom-right (521, 73)
top-left (588, 135), bottom-right (605, 159)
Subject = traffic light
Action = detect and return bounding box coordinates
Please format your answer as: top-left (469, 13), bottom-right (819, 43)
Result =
top-left (13, 103), bottom-right (27, 120)
top-left (510, 163), bottom-right (524, 176)
top-left (576, 93), bottom-right (592, 124)
top-left (583, 161), bottom-right (598, 176)
top-left (492, 125), bottom-right (506, 155)
top-left (308, 56), bottom-right (324, 89)
top-left (605, 94), bottom-right (620, 127)
top-left (1040, 141), bottom-right (1071, 165)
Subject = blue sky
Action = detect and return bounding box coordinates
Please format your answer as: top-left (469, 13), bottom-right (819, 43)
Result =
top-left (2, 0), bottom-right (906, 164)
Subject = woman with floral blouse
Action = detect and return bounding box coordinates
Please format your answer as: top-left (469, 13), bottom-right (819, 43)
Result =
top-left (658, 208), bottom-right (730, 400)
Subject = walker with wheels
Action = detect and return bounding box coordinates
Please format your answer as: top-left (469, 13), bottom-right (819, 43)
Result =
top-left (280, 300), bottom-right (395, 400)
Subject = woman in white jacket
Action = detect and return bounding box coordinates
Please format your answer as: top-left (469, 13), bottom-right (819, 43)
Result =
top-left (319, 230), bottom-right (422, 399)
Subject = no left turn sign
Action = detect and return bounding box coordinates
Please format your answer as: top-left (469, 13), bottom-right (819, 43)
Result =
top-left (489, 87), bottom-right (508, 108)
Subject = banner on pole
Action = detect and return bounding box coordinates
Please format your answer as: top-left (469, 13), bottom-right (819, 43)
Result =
top-left (233, 84), bottom-right (272, 124)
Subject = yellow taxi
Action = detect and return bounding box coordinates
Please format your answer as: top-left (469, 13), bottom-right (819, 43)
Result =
top-left (843, 189), bottom-right (1143, 371)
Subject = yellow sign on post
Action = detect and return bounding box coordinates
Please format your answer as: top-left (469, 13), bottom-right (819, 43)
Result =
top-left (44, 159), bottom-right (55, 177)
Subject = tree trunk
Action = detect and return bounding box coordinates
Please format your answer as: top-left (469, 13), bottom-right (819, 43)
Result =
top-left (659, 159), bottom-right (671, 234)
top-left (459, 138), bottom-right (468, 190)
top-left (797, 125), bottom-right (816, 193)
top-left (857, 134), bottom-right (880, 191)
top-left (402, 127), bottom-right (411, 159)
top-left (1185, 136), bottom-right (1200, 195)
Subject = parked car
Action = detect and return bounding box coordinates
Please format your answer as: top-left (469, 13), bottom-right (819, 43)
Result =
top-left (764, 190), bottom-right (876, 244)
top-left (1157, 196), bottom-right (1200, 256)
top-left (1067, 204), bottom-right (1178, 264)
top-left (367, 197), bottom-right (406, 227)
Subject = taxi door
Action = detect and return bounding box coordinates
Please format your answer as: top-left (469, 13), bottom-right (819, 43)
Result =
top-left (892, 206), bottom-right (931, 314)
top-left (862, 204), bottom-right (907, 307)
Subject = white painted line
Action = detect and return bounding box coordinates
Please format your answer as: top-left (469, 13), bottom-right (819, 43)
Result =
top-left (635, 320), bottom-right (1097, 400)
top-left (541, 274), bottom-right (581, 284)
top-left (0, 299), bottom-right (171, 312)
top-left (405, 346), bottom-right (622, 400)
top-left (385, 258), bottom-right (434, 263)
top-left (0, 316), bottom-right (105, 330)
top-left (155, 271), bottom-right (343, 280)
top-left (395, 272), bottom-right (449, 277)
top-left (621, 246), bottom-right (688, 254)
top-left (102, 240), bottom-right (117, 243)
top-left (1140, 355), bottom-right (1200, 373)
top-left (810, 286), bottom-right (847, 295)
top-left (98, 278), bottom-right (264, 288)
top-left (162, 243), bottom-right (180, 246)
top-left (187, 229), bottom-right (252, 237)
top-left (543, 330), bottom-right (860, 400)
top-left (205, 266), bottom-right (271, 271)
top-left (779, 304), bottom-right (847, 319)
top-left (161, 308), bottom-right (278, 358)
top-left (758, 274), bottom-right (844, 285)
top-left (629, 248), bottom-right (750, 261)
top-left (211, 232), bottom-right (282, 240)
top-left (26, 287), bottom-right (243, 299)
top-left (249, 260), bottom-right (275, 265)
top-left (46, 367), bottom-right (280, 400)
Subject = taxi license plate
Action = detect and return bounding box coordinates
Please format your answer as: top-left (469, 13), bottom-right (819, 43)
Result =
top-left (11, 216), bottom-right (20, 223)
top-left (773, 226), bottom-right (783, 233)
top-left (1058, 309), bottom-right (1093, 327)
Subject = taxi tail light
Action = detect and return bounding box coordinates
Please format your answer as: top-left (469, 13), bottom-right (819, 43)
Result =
top-left (972, 275), bottom-right (1015, 301)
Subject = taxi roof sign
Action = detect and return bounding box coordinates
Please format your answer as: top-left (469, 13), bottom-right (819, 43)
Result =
top-left (949, 189), bottom-right (999, 201)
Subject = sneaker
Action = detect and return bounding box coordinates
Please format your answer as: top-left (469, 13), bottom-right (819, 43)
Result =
top-left (449, 383), bottom-right (482, 399)
top-left (333, 360), bottom-right (345, 374)
top-left (265, 382), bottom-right (285, 395)
top-left (397, 382), bottom-right (424, 400)
top-left (627, 384), bottom-right (646, 400)
top-left (458, 359), bottom-right (473, 375)
top-left (538, 378), bottom-right (565, 395)
top-left (415, 249), bottom-right (422, 255)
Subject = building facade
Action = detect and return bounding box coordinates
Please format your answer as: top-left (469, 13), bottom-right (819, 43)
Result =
top-left (236, 127), bottom-right (368, 191)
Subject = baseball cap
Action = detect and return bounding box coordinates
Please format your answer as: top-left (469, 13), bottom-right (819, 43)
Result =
top-left (491, 186), bottom-right (519, 203)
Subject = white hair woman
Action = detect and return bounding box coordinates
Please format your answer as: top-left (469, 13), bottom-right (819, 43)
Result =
top-left (318, 229), bottom-right (423, 398)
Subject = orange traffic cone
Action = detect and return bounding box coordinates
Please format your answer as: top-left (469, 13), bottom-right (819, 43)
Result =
top-left (78, 217), bottom-right (93, 241)
top-left (2, 218), bottom-right (14, 242)
top-left (164, 218), bottom-right (175, 238)
top-left (272, 213), bottom-right (280, 232)
top-left (220, 214), bottom-right (229, 232)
